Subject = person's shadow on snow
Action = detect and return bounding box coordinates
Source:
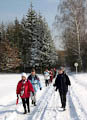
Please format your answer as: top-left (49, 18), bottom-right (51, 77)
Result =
top-left (0, 110), bottom-right (15, 114)
top-left (0, 103), bottom-right (15, 108)
top-left (58, 109), bottom-right (65, 112)
top-left (15, 109), bottom-right (23, 115)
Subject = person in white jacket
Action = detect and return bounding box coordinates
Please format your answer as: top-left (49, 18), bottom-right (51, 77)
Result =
top-left (44, 69), bottom-right (50, 87)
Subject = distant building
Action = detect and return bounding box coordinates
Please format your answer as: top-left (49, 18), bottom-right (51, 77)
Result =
top-left (57, 50), bottom-right (66, 66)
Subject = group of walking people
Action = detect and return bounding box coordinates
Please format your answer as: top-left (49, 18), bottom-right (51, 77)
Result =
top-left (16, 69), bottom-right (42, 114)
top-left (16, 67), bottom-right (71, 114)
top-left (44, 68), bottom-right (56, 87)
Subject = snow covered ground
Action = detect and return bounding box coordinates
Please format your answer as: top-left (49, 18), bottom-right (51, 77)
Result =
top-left (0, 73), bottom-right (87, 120)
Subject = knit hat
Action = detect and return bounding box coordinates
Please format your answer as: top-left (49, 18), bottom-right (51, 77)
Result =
top-left (58, 66), bottom-right (65, 71)
top-left (60, 66), bottom-right (65, 71)
top-left (31, 68), bottom-right (35, 72)
top-left (21, 73), bottom-right (27, 78)
top-left (58, 67), bottom-right (63, 71)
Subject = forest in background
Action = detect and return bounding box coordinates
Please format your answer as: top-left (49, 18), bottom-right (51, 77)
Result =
top-left (0, 4), bottom-right (58, 73)
top-left (1, 0), bottom-right (87, 73)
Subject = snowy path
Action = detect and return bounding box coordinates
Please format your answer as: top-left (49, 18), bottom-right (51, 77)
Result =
top-left (3, 85), bottom-right (71, 120)
top-left (69, 75), bottom-right (87, 120)
top-left (0, 74), bottom-right (87, 120)
top-left (71, 74), bottom-right (87, 89)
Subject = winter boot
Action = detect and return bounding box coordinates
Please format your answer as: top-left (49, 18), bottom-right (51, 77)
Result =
top-left (32, 100), bottom-right (34, 104)
top-left (27, 106), bottom-right (30, 113)
top-left (34, 102), bottom-right (36, 106)
top-left (23, 108), bottom-right (27, 114)
top-left (28, 108), bottom-right (30, 113)
top-left (60, 106), bottom-right (63, 108)
top-left (23, 110), bottom-right (27, 114)
top-left (63, 108), bottom-right (66, 111)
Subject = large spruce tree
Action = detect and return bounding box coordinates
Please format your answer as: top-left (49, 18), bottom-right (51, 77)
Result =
top-left (20, 4), bottom-right (57, 72)
top-left (0, 4), bottom-right (58, 72)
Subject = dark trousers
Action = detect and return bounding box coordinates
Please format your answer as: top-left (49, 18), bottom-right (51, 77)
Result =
top-left (31, 92), bottom-right (36, 103)
top-left (59, 91), bottom-right (67, 108)
top-left (45, 80), bottom-right (49, 87)
top-left (22, 98), bottom-right (30, 112)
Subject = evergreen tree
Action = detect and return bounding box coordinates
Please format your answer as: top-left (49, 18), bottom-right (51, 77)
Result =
top-left (0, 4), bottom-right (58, 73)
top-left (0, 22), bottom-right (6, 42)
top-left (20, 17), bottom-right (27, 71)
top-left (38, 17), bottom-right (57, 69)
top-left (22, 4), bottom-right (39, 70)
top-left (14, 18), bottom-right (22, 49)
top-left (6, 22), bottom-right (15, 46)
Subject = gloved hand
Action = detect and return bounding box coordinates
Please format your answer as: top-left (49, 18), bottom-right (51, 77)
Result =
top-left (53, 84), bottom-right (55, 87)
top-left (55, 88), bottom-right (57, 91)
top-left (40, 88), bottom-right (42, 90)
top-left (17, 94), bottom-right (19, 99)
top-left (16, 96), bottom-right (19, 105)
top-left (32, 92), bottom-right (34, 96)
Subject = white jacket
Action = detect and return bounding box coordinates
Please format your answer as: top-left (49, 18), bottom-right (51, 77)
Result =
top-left (44, 71), bottom-right (50, 80)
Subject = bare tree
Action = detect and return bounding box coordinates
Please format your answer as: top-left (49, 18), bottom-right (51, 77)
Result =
top-left (55, 0), bottom-right (86, 71)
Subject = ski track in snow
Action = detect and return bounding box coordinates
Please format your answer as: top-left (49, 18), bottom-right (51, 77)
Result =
top-left (0, 74), bottom-right (87, 120)
top-left (27, 84), bottom-right (70, 120)
top-left (71, 88), bottom-right (87, 118)
top-left (69, 75), bottom-right (87, 120)
top-left (1, 84), bottom-right (71, 120)
top-left (72, 75), bottom-right (87, 89)
top-left (68, 93), bottom-right (80, 120)
top-left (27, 85), bottom-right (53, 120)
top-left (4, 85), bottom-right (52, 120)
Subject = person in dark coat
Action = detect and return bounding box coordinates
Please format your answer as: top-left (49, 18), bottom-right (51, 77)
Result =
top-left (54, 67), bottom-right (71, 111)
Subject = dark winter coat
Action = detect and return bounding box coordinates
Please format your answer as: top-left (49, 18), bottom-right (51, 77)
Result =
top-left (28, 74), bottom-right (42, 92)
top-left (16, 80), bottom-right (34, 98)
top-left (53, 68), bottom-right (57, 78)
top-left (49, 71), bottom-right (53, 82)
top-left (28, 75), bottom-right (40, 81)
top-left (54, 73), bottom-right (71, 93)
